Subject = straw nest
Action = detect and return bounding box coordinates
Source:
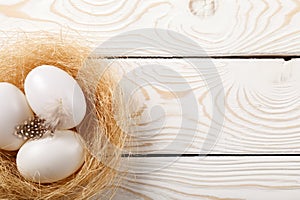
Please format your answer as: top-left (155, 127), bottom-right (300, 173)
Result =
top-left (0, 34), bottom-right (127, 199)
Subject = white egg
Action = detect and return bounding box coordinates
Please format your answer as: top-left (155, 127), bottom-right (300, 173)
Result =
top-left (24, 65), bottom-right (86, 130)
top-left (0, 83), bottom-right (33, 151)
top-left (16, 130), bottom-right (85, 183)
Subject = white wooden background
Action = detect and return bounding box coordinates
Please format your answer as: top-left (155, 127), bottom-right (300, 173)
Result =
top-left (1, 0), bottom-right (300, 199)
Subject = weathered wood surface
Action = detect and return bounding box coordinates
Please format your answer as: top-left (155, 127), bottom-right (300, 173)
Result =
top-left (112, 157), bottom-right (300, 200)
top-left (1, 0), bottom-right (300, 56)
top-left (108, 58), bottom-right (300, 154)
top-left (1, 1), bottom-right (300, 199)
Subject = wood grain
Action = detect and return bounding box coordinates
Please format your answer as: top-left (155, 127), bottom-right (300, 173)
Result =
top-left (1, 1), bottom-right (299, 199)
top-left (111, 156), bottom-right (300, 200)
top-left (104, 58), bottom-right (300, 154)
top-left (1, 0), bottom-right (300, 56)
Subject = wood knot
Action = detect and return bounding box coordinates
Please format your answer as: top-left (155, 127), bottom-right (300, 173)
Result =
top-left (189, 0), bottom-right (217, 17)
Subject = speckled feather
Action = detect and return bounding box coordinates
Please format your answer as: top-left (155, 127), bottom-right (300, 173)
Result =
top-left (15, 116), bottom-right (48, 140)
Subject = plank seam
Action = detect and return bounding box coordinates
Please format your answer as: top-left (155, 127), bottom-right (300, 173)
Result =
top-left (99, 56), bottom-right (298, 60)
top-left (122, 154), bottom-right (300, 157)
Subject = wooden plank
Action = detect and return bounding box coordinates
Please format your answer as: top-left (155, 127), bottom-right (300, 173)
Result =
top-left (103, 58), bottom-right (300, 154)
top-left (111, 156), bottom-right (300, 200)
top-left (1, 0), bottom-right (300, 56)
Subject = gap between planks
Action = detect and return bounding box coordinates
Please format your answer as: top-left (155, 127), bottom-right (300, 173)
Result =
top-left (102, 56), bottom-right (298, 61)
top-left (122, 154), bottom-right (300, 157)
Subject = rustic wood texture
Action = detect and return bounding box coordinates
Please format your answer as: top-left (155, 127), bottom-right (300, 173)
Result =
top-left (111, 157), bottom-right (300, 200)
top-left (108, 58), bottom-right (300, 154)
top-left (0, 1), bottom-right (299, 199)
top-left (1, 0), bottom-right (300, 56)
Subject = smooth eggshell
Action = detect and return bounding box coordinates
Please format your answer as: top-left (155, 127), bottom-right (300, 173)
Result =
top-left (0, 83), bottom-right (33, 151)
top-left (24, 65), bottom-right (86, 129)
top-left (16, 130), bottom-right (85, 183)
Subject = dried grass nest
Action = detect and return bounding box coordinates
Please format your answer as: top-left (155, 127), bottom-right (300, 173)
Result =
top-left (0, 34), bottom-right (127, 200)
